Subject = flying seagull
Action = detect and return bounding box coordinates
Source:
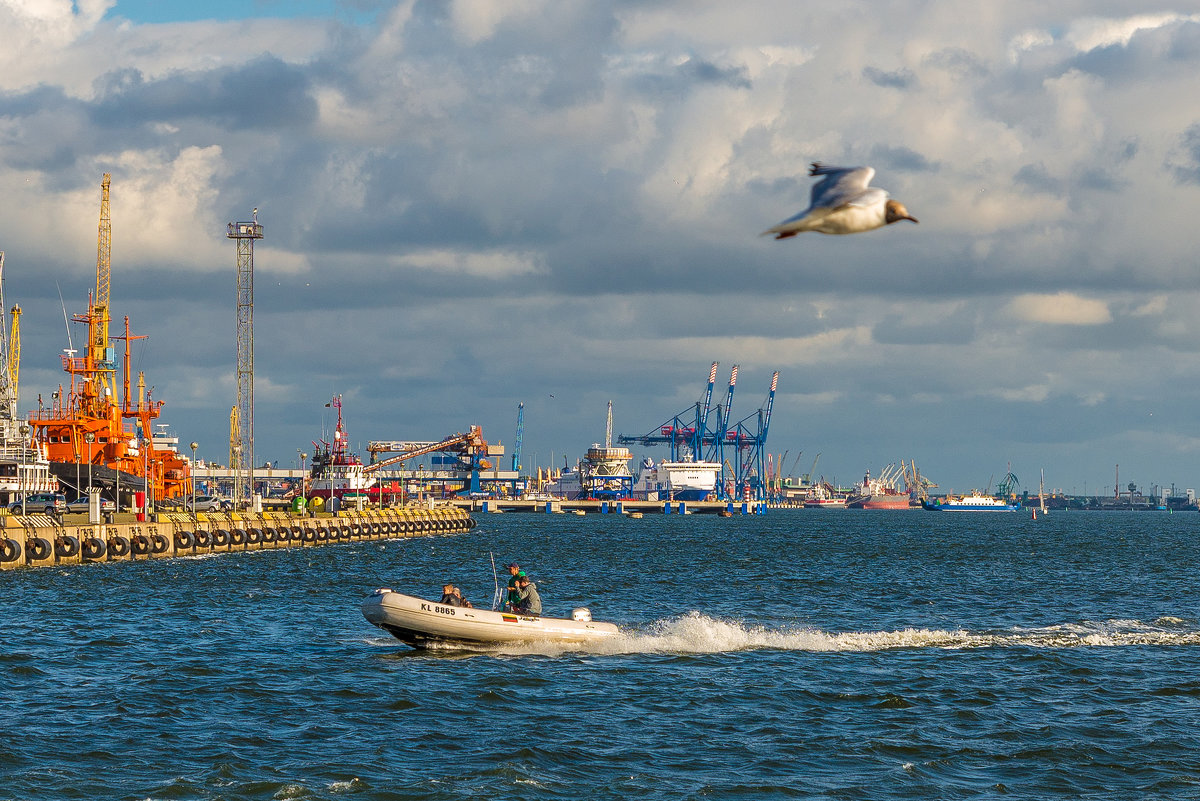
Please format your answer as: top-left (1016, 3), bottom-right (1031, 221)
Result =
top-left (762, 163), bottom-right (917, 239)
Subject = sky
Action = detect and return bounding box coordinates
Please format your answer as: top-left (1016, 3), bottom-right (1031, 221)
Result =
top-left (1, 1), bottom-right (1199, 498)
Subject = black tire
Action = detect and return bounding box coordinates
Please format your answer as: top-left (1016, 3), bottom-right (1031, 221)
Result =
top-left (212, 529), bottom-right (230, 547)
top-left (131, 535), bottom-right (151, 555)
top-left (150, 533), bottom-right (170, 554)
top-left (56, 535), bottom-right (80, 558)
top-left (229, 529), bottom-right (245, 546)
top-left (1, 538), bottom-right (23, 562)
top-left (301, 527), bottom-right (315, 542)
top-left (27, 537), bottom-right (52, 560)
top-left (193, 530), bottom-right (211, 547)
top-left (82, 537), bottom-right (105, 560)
top-left (261, 528), bottom-right (276, 543)
top-left (108, 537), bottom-right (130, 558)
top-left (175, 531), bottom-right (195, 549)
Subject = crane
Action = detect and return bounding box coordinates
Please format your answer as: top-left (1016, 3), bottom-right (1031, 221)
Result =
top-left (364, 427), bottom-right (489, 473)
top-left (511, 402), bottom-right (524, 472)
top-left (0, 251), bottom-right (18, 423)
top-left (7, 303), bottom-right (19, 408)
top-left (91, 173), bottom-right (115, 396)
top-left (229, 405), bottom-right (242, 505)
top-left (805, 453), bottom-right (821, 485)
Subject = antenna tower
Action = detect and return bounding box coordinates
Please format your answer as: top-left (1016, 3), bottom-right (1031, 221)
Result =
top-left (227, 209), bottom-right (263, 503)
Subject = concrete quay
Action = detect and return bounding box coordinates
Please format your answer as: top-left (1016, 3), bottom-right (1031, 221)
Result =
top-left (0, 506), bottom-right (475, 571)
top-left (449, 498), bottom-right (767, 515)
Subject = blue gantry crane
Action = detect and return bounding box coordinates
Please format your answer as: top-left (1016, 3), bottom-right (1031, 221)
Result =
top-left (511, 402), bottom-right (524, 472)
top-left (618, 363), bottom-right (778, 502)
top-left (724, 371), bottom-right (778, 501)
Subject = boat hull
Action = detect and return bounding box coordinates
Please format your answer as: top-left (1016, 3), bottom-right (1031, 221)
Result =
top-left (804, 499), bottom-right (847, 508)
top-left (922, 500), bottom-right (1021, 512)
top-left (362, 589), bottom-right (620, 649)
top-left (847, 493), bottom-right (911, 510)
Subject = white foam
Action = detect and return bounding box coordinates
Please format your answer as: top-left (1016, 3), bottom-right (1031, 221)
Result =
top-left (568, 613), bottom-right (1200, 656)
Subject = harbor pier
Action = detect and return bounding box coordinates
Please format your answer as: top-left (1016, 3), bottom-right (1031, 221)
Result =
top-left (450, 498), bottom-right (767, 515)
top-left (0, 506), bottom-right (474, 570)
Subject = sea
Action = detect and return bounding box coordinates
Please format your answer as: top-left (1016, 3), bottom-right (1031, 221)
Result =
top-left (3, 509), bottom-right (1200, 800)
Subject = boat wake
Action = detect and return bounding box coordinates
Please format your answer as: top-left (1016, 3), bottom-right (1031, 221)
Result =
top-left (562, 612), bottom-right (1200, 656)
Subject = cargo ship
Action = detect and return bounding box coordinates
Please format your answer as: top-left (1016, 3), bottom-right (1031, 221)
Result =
top-left (846, 468), bottom-right (912, 510)
top-left (25, 175), bottom-right (190, 503)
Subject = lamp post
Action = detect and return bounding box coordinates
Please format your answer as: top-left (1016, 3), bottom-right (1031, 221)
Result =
top-left (300, 452), bottom-right (307, 499)
top-left (83, 431), bottom-right (95, 499)
top-left (190, 442), bottom-right (198, 515)
top-left (18, 424), bottom-right (28, 515)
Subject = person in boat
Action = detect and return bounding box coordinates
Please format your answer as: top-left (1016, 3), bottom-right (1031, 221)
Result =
top-left (439, 584), bottom-right (472, 608)
top-left (505, 562), bottom-right (526, 610)
top-left (511, 575), bottom-right (541, 616)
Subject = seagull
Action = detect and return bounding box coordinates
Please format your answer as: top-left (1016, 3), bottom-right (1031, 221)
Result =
top-left (762, 163), bottom-right (917, 239)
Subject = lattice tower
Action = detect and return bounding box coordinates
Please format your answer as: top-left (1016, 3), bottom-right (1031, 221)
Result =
top-left (227, 211), bottom-right (262, 500)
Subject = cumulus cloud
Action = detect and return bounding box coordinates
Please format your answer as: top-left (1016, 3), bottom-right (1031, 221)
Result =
top-left (1007, 293), bottom-right (1113, 325)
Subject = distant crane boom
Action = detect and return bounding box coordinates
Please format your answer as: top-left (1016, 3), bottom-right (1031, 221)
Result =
top-left (511, 402), bottom-right (524, 472)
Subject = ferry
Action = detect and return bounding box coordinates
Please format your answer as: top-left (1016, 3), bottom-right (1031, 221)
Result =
top-left (922, 492), bottom-right (1021, 512)
top-left (632, 457), bottom-right (721, 501)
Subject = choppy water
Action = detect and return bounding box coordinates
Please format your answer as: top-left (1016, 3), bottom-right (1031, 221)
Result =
top-left (3, 510), bottom-right (1200, 800)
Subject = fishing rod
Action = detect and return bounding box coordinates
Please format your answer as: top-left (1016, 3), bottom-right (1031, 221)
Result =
top-left (490, 552), bottom-right (501, 611)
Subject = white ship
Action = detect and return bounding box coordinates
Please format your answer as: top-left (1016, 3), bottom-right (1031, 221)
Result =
top-left (543, 466), bottom-right (584, 499)
top-left (632, 457), bottom-right (721, 501)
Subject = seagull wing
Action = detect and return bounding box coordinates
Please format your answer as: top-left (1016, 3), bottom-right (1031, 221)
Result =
top-left (808, 165), bottom-right (878, 210)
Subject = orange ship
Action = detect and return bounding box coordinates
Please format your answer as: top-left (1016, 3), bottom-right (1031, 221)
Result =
top-left (26, 174), bottom-right (190, 502)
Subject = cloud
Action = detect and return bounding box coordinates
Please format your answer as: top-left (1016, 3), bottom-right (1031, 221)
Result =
top-left (1007, 293), bottom-right (1113, 325)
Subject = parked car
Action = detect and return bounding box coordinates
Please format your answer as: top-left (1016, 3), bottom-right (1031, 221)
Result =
top-left (65, 496), bottom-right (116, 514)
top-left (9, 492), bottom-right (67, 514)
top-left (191, 495), bottom-right (232, 512)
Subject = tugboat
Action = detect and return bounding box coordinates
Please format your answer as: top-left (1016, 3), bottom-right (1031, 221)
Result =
top-left (305, 395), bottom-right (377, 506)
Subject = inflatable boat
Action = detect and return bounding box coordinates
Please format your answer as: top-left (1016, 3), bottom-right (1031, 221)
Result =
top-left (362, 588), bottom-right (620, 649)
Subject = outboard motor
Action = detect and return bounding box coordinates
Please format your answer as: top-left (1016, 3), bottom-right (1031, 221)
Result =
top-left (571, 608), bottom-right (592, 622)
